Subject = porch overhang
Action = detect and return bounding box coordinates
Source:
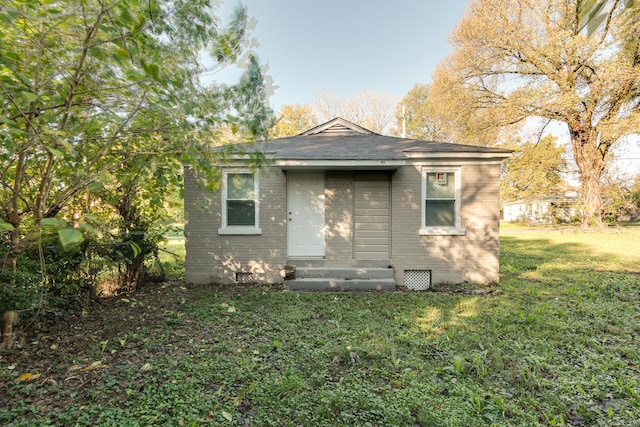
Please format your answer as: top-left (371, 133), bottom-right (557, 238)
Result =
top-left (275, 159), bottom-right (406, 171)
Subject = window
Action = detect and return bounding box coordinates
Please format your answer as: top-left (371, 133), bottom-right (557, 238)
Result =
top-left (420, 167), bottom-right (465, 235)
top-left (219, 169), bottom-right (261, 235)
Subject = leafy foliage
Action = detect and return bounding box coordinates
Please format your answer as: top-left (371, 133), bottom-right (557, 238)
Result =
top-left (394, 83), bottom-right (449, 141)
top-left (0, 1), bottom-right (274, 303)
top-left (271, 104), bottom-right (318, 137)
top-left (430, 0), bottom-right (640, 227)
top-left (501, 135), bottom-right (568, 202)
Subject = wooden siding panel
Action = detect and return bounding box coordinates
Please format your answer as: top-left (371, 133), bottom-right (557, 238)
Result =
top-left (325, 171), bottom-right (353, 267)
top-left (354, 174), bottom-right (390, 260)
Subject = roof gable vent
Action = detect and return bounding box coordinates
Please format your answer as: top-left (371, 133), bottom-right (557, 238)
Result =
top-left (301, 117), bottom-right (375, 136)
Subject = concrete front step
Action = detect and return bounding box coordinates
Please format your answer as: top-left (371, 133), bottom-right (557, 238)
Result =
top-left (294, 267), bottom-right (394, 280)
top-left (284, 278), bottom-right (396, 291)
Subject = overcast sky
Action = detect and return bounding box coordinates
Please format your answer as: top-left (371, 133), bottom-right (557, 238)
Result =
top-left (211, 0), bottom-right (470, 111)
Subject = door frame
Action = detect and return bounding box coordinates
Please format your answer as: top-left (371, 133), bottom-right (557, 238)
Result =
top-left (287, 172), bottom-right (326, 257)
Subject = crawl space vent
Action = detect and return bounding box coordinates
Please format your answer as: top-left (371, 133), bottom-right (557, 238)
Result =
top-left (235, 272), bottom-right (254, 283)
top-left (404, 270), bottom-right (431, 291)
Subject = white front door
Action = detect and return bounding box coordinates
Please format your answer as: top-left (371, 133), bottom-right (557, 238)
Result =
top-left (287, 172), bottom-right (325, 257)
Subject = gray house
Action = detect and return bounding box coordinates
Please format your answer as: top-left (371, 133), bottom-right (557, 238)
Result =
top-left (184, 118), bottom-right (512, 290)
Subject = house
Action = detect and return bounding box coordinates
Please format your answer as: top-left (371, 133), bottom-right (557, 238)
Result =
top-left (502, 193), bottom-right (580, 224)
top-left (184, 118), bottom-right (512, 290)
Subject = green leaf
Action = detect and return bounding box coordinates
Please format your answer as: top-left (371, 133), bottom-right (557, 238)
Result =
top-left (46, 146), bottom-right (64, 158)
top-left (88, 182), bottom-right (104, 193)
top-left (142, 62), bottom-right (161, 82)
top-left (58, 228), bottom-right (84, 247)
top-left (0, 116), bottom-right (18, 126)
top-left (20, 91), bottom-right (37, 102)
top-left (130, 242), bottom-right (141, 257)
top-left (8, 127), bottom-right (28, 136)
top-left (41, 217), bottom-right (67, 227)
top-left (0, 220), bottom-right (15, 231)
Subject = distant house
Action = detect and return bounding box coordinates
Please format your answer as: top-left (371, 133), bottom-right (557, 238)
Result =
top-left (184, 118), bottom-right (512, 290)
top-left (502, 192), bottom-right (580, 224)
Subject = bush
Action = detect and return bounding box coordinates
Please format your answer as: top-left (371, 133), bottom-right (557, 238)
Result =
top-left (0, 231), bottom-right (90, 312)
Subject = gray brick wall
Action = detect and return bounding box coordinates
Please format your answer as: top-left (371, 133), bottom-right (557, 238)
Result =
top-left (391, 163), bottom-right (501, 286)
top-left (185, 161), bottom-right (502, 287)
top-left (184, 166), bottom-right (287, 284)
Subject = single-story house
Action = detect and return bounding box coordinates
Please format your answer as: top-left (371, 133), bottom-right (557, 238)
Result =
top-left (184, 118), bottom-right (512, 290)
top-left (502, 193), bottom-right (580, 224)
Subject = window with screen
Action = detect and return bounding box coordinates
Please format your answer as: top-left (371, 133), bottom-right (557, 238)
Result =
top-left (421, 168), bottom-right (465, 235)
top-left (219, 170), bottom-right (261, 235)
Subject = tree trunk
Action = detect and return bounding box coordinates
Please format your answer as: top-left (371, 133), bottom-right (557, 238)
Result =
top-left (1, 229), bottom-right (20, 273)
top-left (570, 129), bottom-right (607, 229)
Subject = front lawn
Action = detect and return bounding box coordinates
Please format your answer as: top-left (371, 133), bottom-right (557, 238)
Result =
top-left (1, 229), bottom-right (639, 426)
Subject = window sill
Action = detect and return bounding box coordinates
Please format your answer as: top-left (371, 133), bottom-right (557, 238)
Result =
top-left (419, 227), bottom-right (466, 236)
top-left (218, 226), bottom-right (262, 235)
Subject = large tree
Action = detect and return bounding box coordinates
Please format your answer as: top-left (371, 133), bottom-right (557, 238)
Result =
top-left (271, 104), bottom-right (317, 137)
top-left (501, 135), bottom-right (568, 203)
top-left (313, 90), bottom-right (397, 134)
top-left (395, 84), bottom-right (449, 141)
top-left (430, 0), bottom-right (640, 227)
top-left (0, 1), bottom-right (272, 275)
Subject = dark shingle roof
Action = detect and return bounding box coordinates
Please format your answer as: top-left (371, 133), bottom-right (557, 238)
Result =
top-left (225, 118), bottom-right (512, 161)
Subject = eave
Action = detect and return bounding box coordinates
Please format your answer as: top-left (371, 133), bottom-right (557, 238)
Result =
top-left (275, 159), bottom-right (406, 171)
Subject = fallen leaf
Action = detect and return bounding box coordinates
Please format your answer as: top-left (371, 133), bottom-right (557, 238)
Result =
top-left (227, 306), bottom-right (236, 313)
top-left (141, 362), bottom-right (153, 372)
top-left (17, 373), bottom-right (41, 382)
top-left (221, 411), bottom-right (233, 421)
top-left (81, 361), bottom-right (105, 372)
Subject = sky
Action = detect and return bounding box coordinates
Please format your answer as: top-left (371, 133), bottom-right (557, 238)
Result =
top-left (209, 0), bottom-right (638, 179)
top-left (212, 0), bottom-right (470, 111)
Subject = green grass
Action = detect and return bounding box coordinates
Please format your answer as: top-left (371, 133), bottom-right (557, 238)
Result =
top-left (1, 229), bottom-right (639, 426)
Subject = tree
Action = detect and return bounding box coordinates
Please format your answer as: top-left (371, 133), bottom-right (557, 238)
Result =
top-left (630, 173), bottom-right (640, 210)
top-left (271, 104), bottom-right (317, 137)
top-left (430, 0), bottom-right (640, 227)
top-left (0, 1), bottom-right (272, 293)
top-left (394, 84), bottom-right (449, 141)
top-left (313, 90), bottom-right (397, 134)
top-left (501, 135), bottom-right (568, 202)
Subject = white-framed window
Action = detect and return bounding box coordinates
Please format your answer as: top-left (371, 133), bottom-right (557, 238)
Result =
top-left (218, 169), bottom-right (261, 235)
top-left (420, 167), bottom-right (465, 236)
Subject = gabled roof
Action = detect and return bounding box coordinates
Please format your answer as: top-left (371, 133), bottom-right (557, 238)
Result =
top-left (225, 118), bottom-right (512, 168)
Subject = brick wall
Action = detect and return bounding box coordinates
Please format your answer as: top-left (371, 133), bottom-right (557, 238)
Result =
top-left (184, 166), bottom-right (287, 284)
top-left (391, 163), bottom-right (501, 286)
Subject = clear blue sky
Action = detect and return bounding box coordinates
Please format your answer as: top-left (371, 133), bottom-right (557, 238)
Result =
top-left (213, 0), bottom-right (470, 111)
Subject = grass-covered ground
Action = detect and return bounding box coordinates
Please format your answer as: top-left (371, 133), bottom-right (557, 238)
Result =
top-left (1, 228), bottom-right (639, 426)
